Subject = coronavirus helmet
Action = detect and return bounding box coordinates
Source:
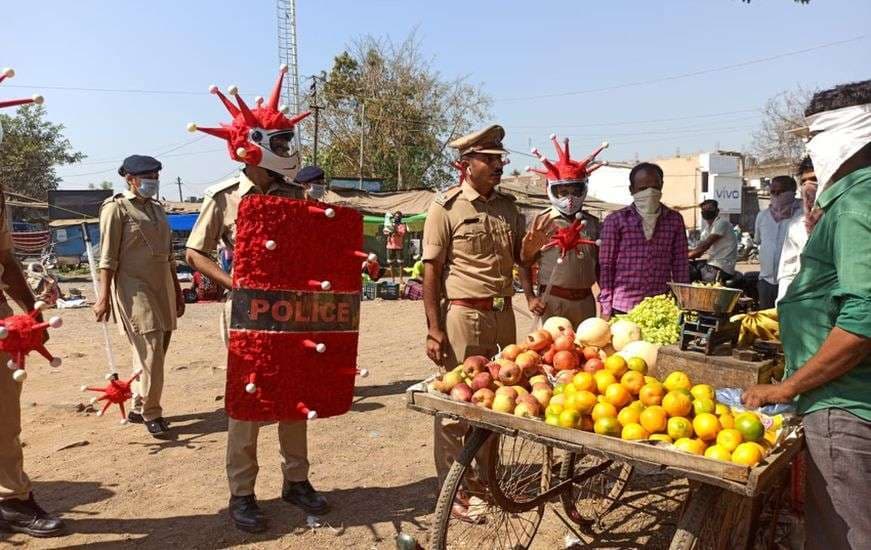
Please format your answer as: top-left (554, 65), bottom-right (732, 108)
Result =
top-left (188, 65), bottom-right (310, 179)
top-left (0, 68), bottom-right (45, 145)
top-left (527, 135), bottom-right (608, 217)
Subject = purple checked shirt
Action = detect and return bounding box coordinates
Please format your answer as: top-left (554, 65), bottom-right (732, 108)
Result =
top-left (597, 205), bottom-right (690, 316)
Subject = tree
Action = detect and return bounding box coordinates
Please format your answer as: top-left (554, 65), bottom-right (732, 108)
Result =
top-left (749, 86), bottom-right (815, 167)
top-left (305, 32), bottom-right (491, 190)
top-left (0, 104), bottom-right (85, 200)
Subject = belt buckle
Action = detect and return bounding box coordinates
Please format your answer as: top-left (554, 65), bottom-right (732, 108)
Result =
top-left (493, 297), bottom-right (505, 312)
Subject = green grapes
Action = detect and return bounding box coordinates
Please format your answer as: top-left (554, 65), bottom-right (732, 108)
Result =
top-left (622, 295), bottom-right (681, 345)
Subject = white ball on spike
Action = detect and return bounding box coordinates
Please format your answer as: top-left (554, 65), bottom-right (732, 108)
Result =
top-left (7, 359), bottom-right (16, 370)
top-left (80, 384), bottom-right (87, 392)
top-left (315, 343), bottom-right (326, 354)
top-left (279, 64), bottom-right (289, 74)
top-left (96, 410), bottom-right (104, 417)
top-left (2, 68), bottom-right (14, 78)
top-left (549, 133), bottom-right (556, 140)
top-left (0, 326), bottom-right (8, 339)
top-left (556, 257), bottom-right (564, 265)
top-left (104, 372), bottom-right (115, 380)
top-left (245, 382), bottom-right (257, 394)
top-left (186, 122), bottom-right (198, 133)
top-left (50, 357), bottom-right (62, 368)
top-left (254, 96), bottom-right (264, 106)
top-left (208, 85), bottom-right (219, 94)
top-left (306, 410), bottom-right (318, 420)
top-left (34, 301), bottom-right (47, 311)
top-left (235, 147), bottom-right (248, 158)
top-left (279, 104), bottom-right (290, 114)
top-left (49, 316), bottom-right (62, 329)
top-left (320, 280), bottom-right (332, 291)
top-left (12, 369), bottom-right (27, 382)
top-left (595, 239), bottom-right (603, 247)
top-left (324, 208), bottom-right (335, 218)
top-left (227, 85), bottom-right (239, 96)
top-left (265, 240), bottom-right (277, 251)
top-left (32, 95), bottom-right (44, 105)
top-left (367, 253), bottom-right (377, 262)
top-left (90, 397), bottom-right (99, 405)
top-left (358, 368), bottom-right (370, 378)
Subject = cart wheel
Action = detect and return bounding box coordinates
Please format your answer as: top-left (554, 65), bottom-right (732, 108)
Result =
top-left (558, 450), bottom-right (633, 528)
top-left (432, 428), bottom-right (544, 550)
top-left (485, 429), bottom-right (556, 513)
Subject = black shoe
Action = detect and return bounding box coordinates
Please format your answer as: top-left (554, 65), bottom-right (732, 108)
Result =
top-left (127, 411), bottom-right (144, 424)
top-left (281, 480), bottom-right (330, 515)
top-left (0, 494), bottom-right (66, 538)
top-left (228, 494), bottom-right (267, 533)
top-left (145, 418), bottom-right (170, 438)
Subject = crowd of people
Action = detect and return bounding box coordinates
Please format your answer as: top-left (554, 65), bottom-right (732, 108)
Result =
top-left (0, 65), bottom-right (868, 549)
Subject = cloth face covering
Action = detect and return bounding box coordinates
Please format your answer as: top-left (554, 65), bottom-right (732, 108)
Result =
top-left (770, 192), bottom-right (796, 222)
top-left (137, 178), bottom-right (159, 199)
top-left (547, 181), bottom-right (586, 217)
top-left (307, 184), bottom-right (325, 200)
top-left (805, 103), bottom-right (871, 198)
top-left (632, 188), bottom-right (662, 240)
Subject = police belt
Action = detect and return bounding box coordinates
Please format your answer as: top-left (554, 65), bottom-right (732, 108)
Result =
top-left (539, 285), bottom-right (592, 301)
top-left (449, 297), bottom-right (510, 312)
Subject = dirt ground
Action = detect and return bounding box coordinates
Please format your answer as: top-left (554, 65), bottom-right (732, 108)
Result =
top-left (3, 286), bottom-right (691, 549)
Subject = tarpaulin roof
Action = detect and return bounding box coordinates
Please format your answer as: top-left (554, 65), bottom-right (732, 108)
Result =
top-left (167, 213), bottom-right (198, 231)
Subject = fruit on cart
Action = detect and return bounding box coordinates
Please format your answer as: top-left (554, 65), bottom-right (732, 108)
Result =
top-left (617, 340), bottom-right (659, 369)
top-left (514, 397), bottom-right (541, 418)
top-left (492, 392), bottom-right (516, 413)
top-left (451, 383), bottom-right (473, 402)
top-left (690, 383), bottom-right (715, 401)
top-left (620, 371), bottom-right (645, 395)
top-left (566, 391), bottom-right (596, 415)
top-left (622, 294), bottom-right (681, 345)
top-left (621, 422), bottom-right (649, 440)
top-left (639, 382), bottom-right (665, 406)
top-left (604, 354), bottom-right (628, 377)
top-left (663, 371), bottom-right (692, 392)
top-left (610, 319), bottom-right (642, 351)
top-left (626, 357), bottom-right (648, 374)
top-left (617, 406), bottom-right (642, 427)
top-left (501, 344), bottom-right (524, 361)
top-left (555, 370), bottom-right (576, 385)
top-left (594, 416), bottom-right (621, 437)
top-left (470, 372), bottom-right (493, 391)
top-left (581, 357), bottom-right (604, 373)
top-left (553, 350), bottom-right (580, 371)
top-left (462, 355), bottom-right (489, 378)
top-left (581, 346), bottom-right (600, 361)
top-left (668, 416), bottom-right (694, 440)
top-left (531, 383), bottom-right (553, 408)
top-left (650, 433), bottom-right (673, 444)
top-left (693, 413), bottom-right (722, 441)
top-left (472, 388), bottom-right (495, 408)
top-left (704, 445), bottom-right (732, 462)
top-left (542, 316), bottom-right (574, 340)
top-left (545, 414), bottom-right (560, 426)
top-left (674, 437), bottom-right (706, 455)
top-left (571, 372), bottom-right (596, 393)
top-left (604, 383), bottom-right (632, 408)
top-left (719, 412), bottom-right (735, 429)
top-left (515, 350), bottom-right (541, 375)
top-left (591, 401), bottom-right (618, 422)
top-left (525, 329), bottom-right (553, 352)
top-left (559, 409), bottom-right (581, 428)
top-left (734, 412), bottom-right (765, 443)
top-left (575, 317), bottom-right (612, 348)
top-left (731, 442), bottom-right (764, 466)
top-left (593, 370), bottom-right (618, 393)
top-left (552, 333), bottom-right (576, 352)
top-left (497, 361), bottom-right (522, 385)
top-left (441, 370), bottom-right (464, 391)
top-left (692, 397), bottom-right (716, 415)
top-left (640, 406), bottom-right (669, 434)
top-left (716, 428), bottom-right (744, 452)
top-left (662, 390), bottom-right (693, 417)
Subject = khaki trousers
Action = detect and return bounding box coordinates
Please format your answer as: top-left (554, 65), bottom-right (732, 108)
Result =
top-left (541, 294), bottom-right (596, 329)
top-left (434, 303), bottom-right (515, 487)
top-left (221, 299), bottom-right (310, 496)
top-left (129, 330), bottom-right (172, 421)
top-left (0, 302), bottom-right (30, 501)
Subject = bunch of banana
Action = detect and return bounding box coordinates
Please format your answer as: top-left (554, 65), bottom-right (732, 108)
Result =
top-left (691, 281), bottom-right (724, 288)
top-left (731, 308), bottom-right (779, 346)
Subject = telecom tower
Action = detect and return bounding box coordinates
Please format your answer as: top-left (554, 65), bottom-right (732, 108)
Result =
top-left (277, 0), bottom-right (301, 123)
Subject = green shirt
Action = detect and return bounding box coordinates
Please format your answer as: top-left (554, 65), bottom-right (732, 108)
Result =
top-left (779, 165), bottom-right (871, 421)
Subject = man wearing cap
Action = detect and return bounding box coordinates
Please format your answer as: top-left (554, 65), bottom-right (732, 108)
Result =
top-left (294, 165), bottom-right (327, 202)
top-left (423, 124), bottom-right (531, 520)
top-left (689, 199), bottom-right (738, 282)
top-left (94, 155), bottom-right (184, 438)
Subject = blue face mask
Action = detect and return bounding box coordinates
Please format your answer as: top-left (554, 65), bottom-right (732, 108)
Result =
top-left (137, 178), bottom-right (159, 199)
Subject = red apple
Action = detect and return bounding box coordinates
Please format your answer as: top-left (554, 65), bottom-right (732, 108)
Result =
top-left (542, 346), bottom-right (557, 365)
top-left (471, 388), bottom-right (495, 408)
top-left (495, 386), bottom-right (518, 400)
top-left (582, 346), bottom-right (600, 361)
top-left (450, 382), bottom-right (473, 402)
top-left (514, 395), bottom-right (541, 418)
top-left (556, 370), bottom-right (577, 385)
top-left (462, 355), bottom-right (489, 378)
top-left (531, 383), bottom-right (553, 408)
top-left (553, 350), bottom-right (580, 372)
top-left (486, 361), bottom-right (501, 379)
top-left (500, 344), bottom-right (525, 361)
top-left (442, 370), bottom-right (464, 391)
top-left (582, 358), bottom-right (604, 373)
top-left (525, 329), bottom-right (553, 353)
top-left (470, 372), bottom-right (494, 391)
top-left (492, 392), bottom-right (516, 413)
top-left (528, 374), bottom-right (549, 387)
top-left (516, 351), bottom-right (541, 377)
top-left (553, 334), bottom-right (575, 353)
top-left (498, 361), bottom-right (522, 385)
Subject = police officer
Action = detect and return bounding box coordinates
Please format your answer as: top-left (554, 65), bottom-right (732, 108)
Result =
top-left (94, 155), bottom-right (184, 437)
top-left (185, 146), bottom-right (329, 532)
top-left (422, 124), bottom-right (533, 520)
top-left (294, 165), bottom-right (327, 202)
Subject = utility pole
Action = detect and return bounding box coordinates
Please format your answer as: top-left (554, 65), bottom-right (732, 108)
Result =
top-left (358, 101), bottom-right (365, 188)
top-left (308, 74), bottom-right (324, 165)
top-left (176, 177), bottom-right (184, 202)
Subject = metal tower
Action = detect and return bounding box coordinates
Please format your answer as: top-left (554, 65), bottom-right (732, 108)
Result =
top-left (277, 0), bottom-right (301, 117)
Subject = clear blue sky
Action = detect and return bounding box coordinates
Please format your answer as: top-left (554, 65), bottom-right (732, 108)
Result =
top-left (4, 0), bottom-right (868, 197)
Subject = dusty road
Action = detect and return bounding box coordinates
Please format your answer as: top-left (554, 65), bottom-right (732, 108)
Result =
top-left (4, 289), bottom-right (686, 549)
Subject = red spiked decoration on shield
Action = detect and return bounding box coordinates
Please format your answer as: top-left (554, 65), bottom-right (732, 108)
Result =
top-left (543, 219), bottom-right (602, 262)
top-left (81, 371), bottom-right (141, 421)
top-left (0, 303), bottom-right (63, 384)
top-left (0, 68), bottom-right (44, 110)
top-left (527, 135), bottom-right (608, 184)
top-left (225, 195), bottom-right (365, 421)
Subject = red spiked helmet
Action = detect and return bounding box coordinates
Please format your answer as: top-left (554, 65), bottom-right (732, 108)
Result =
top-left (527, 134), bottom-right (608, 184)
top-left (0, 68), bottom-right (45, 145)
top-left (188, 65), bottom-right (310, 178)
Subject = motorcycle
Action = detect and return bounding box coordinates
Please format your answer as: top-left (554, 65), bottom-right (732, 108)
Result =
top-left (737, 232), bottom-right (758, 263)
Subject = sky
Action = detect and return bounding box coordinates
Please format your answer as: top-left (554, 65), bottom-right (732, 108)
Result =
top-left (3, 0), bottom-right (869, 197)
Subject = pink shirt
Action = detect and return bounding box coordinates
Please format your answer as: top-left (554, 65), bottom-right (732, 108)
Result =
top-left (386, 223), bottom-right (406, 250)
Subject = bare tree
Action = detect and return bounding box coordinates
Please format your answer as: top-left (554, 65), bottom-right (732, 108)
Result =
top-left (749, 87), bottom-right (815, 166)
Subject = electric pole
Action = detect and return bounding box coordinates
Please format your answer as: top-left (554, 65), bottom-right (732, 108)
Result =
top-left (176, 177), bottom-right (184, 202)
top-left (358, 101), bottom-right (365, 188)
top-left (309, 74), bottom-right (324, 165)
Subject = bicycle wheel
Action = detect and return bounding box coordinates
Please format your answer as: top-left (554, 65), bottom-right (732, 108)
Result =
top-left (432, 428), bottom-right (544, 550)
top-left (558, 450), bottom-right (633, 528)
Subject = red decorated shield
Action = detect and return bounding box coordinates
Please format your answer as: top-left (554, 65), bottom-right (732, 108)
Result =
top-left (226, 195), bottom-right (363, 421)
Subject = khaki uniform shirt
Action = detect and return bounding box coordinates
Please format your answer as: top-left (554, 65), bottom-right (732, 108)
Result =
top-left (535, 207), bottom-right (600, 289)
top-left (186, 171), bottom-right (305, 256)
top-left (0, 202), bottom-right (12, 291)
top-left (99, 191), bottom-right (176, 334)
top-left (422, 182), bottom-right (524, 299)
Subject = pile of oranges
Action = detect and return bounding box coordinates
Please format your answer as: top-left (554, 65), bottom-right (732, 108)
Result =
top-left (545, 357), bottom-right (775, 467)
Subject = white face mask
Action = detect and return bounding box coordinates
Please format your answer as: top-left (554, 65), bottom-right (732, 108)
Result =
top-left (632, 187), bottom-right (662, 214)
top-left (805, 103), bottom-right (871, 198)
top-left (137, 178), bottom-right (160, 199)
top-left (547, 181), bottom-right (586, 217)
top-left (307, 183), bottom-right (326, 200)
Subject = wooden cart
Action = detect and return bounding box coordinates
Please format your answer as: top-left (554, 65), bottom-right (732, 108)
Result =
top-left (408, 383), bottom-right (804, 550)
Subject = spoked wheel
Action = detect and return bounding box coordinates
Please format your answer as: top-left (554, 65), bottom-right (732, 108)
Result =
top-left (432, 427), bottom-right (546, 550)
top-left (558, 450), bottom-right (633, 529)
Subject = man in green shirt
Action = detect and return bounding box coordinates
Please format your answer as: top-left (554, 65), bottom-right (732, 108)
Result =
top-left (743, 80), bottom-right (871, 550)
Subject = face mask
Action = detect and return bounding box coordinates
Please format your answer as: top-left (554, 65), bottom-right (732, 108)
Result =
top-left (137, 178), bottom-right (159, 199)
top-left (547, 181), bottom-right (586, 217)
top-left (801, 183), bottom-right (818, 214)
top-left (701, 209), bottom-right (717, 221)
top-left (307, 184), bottom-right (325, 201)
top-left (632, 187), bottom-right (662, 215)
top-left (770, 192), bottom-right (796, 222)
top-left (805, 103), bottom-right (871, 199)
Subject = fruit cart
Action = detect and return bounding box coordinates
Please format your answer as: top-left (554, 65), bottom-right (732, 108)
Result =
top-left (407, 382), bottom-right (804, 549)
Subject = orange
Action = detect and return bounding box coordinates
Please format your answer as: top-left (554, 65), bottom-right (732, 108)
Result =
top-left (731, 442), bottom-right (764, 466)
top-left (628, 399), bottom-right (646, 412)
top-left (593, 371), bottom-right (618, 394)
top-left (734, 413), bottom-right (765, 442)
top-left (620, 371), bottom-right (646, 395)
top-left (649, 433), bottom-right (673, 444)
top-left (627, 357), bottom-right (648, 375)
top-left (579, 415), bottom-right (595, 432)
top-left (663, 371), bottom-right (692, 392)
top-left (715, 403), bottom-right (730, 416)
top-left (573, 390), bottom-right (598, 415)
top-left (621, 422), bottom-right (650, 441)
top-left (604, 355), bottom-right (628, 378)
top-left (639, 405), bottom-right (668, 434)
top-left (662, 390), bottom-right (693, 417)
top-left (617, 406), bottom-right (641, 427)
top-left (572, 372), bottom-right (596, 393)
top-left (644, 375), bottom-right (660, 385)
top-left (690, 384), bottom-right (715, 401)
top-left (639, 382), bottom-right (665, 406)
top-left (545, 403), bottom-right (564, 418)
top-left (558, 409), bottom-right (581, 429)
top-left (592, 402), bottom-right (618, 421)
top-left (545, 414), bottom-right (560, 426)
top-left (692, 397), bottom-right (716, 415)
top-left (704, 445), bottom-right (732, 462)
top-left (593, 416), bottom-right (621, 437)
top-left (667, 416), bottom-right (694, 440)
top-left (604, 383), bottom-right (632, 408)
top-left (693, 413), bottom-right (721, 441)
top-left (719, 413), bottom-right (735, 429)
top-left (716, 429), bottom-right (744, 452)
top-left (552, 384), bottom-right (565, 396)
top-left (674, 437), bottom-right (705, 455)
top-left (562, 383), bottom-right (577, 396)
top-left (549, 394), bottom-right (566, 409)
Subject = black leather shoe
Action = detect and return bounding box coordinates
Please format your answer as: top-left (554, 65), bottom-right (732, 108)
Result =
top-left (282, 480), bottom-right (330, 515)
top-left (145, 418), bottom-right (170, 438)
top-left (228, 494), bottom-right (267, 533)
top-left (0, 494), bottom-right (65, 537)
top-left (127, 411), bottom-right (144, 424)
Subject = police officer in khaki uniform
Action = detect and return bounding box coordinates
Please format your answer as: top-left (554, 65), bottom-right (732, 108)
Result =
top-left (186, 153), bottom-right (329, 532)
top-left (423, 124), bottom-right (536, 520)
top-left (94, 156), bottom-right (184, 437)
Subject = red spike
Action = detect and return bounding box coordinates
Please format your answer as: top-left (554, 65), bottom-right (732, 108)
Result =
top-left (587, 162), bottom-right (605, 174)
top-left (541, 158), bottom-right (559, 174)
top-left (0, 98), bottom-right (37, 109)
top-left (194, 126), bottom-right (231, 140)
top-left (580, 143), bottom-right (608, 166)
top-left (234, 94), bottom-right (259, 127)
top-left (527, 167), bottom-right (548, 176)
top-left (551, 135), bottom-right (566, 163)
top-left (211, 87), bottom-right (240, 117)
top-left (268, 66), bottom-right (288, 111)
top-left (99, 401), bottom-right (112, 416)
top-left (118, 402), bottom-right (127, 419)
top-left (286, 110), bottom-right (311, 126)
top-left (563, 138), bottom-right (571, 161)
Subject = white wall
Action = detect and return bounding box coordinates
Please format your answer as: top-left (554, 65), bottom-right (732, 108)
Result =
top-left (587, 165), bottom-right (633, 206)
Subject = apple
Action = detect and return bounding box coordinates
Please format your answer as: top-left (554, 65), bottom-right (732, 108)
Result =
top-left (515, 351), bottom-right (541, 377)
top-left (471, 388), bottom-right (495, 408)
top-left (528, 374), bottom-right (549, 387)
top-left (552, 334), bottom-right (575, 353)
top-left (531, 384), bottom-right (553, 408)
top-left (556, 370), bottom-right (577, 385)
top-left (498, 361), bottom-right (523, 385)
top-left (495, 386), bottom-right (518, 399)
top-left (450, 382), bottom-right (473, 402)
top-left (543, 316), bottom-right (574, 340)
top-left (492, 393), bottom-right (516, 413)
top-left (500, 343), bottom-right (525, 361)
top-left (511, 385), bottom-right (529, 398)
top-left (514, 396), bottom-right (541, 418)
top-left (486, 361), bottom-right (501, 379)
top-left (442, 370), bottom-right (464, 391)
top-left (462, 355), bottom-right (489, 378)
top-left (525, 329), bottom-right (553, 352)
top-left (543, 346), bottom-right (557, 365)
top-left (581, 358), bottom-right (604, 373)
top-left (553, 350), bottom-right (580, 372)
top-left (581, 346), bottom-right (600, 361)
top-left (470, 372), bottom-right (494, 391)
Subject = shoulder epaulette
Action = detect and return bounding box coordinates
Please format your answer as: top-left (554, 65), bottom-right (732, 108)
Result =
top-left (203, 178), bottom-right (240, 199)
top-left (433, 185), bottom-right (462, 207)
